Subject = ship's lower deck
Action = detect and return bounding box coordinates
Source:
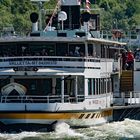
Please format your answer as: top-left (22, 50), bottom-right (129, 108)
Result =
top-left (0, 71), bottom-right (113, 132)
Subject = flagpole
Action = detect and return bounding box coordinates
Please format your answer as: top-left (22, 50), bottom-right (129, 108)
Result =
top-left (85, 0), bottom-right (91, 13)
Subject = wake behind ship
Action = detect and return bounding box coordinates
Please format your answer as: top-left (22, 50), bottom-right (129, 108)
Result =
top-left (0, 0), bottom-right (129, 132)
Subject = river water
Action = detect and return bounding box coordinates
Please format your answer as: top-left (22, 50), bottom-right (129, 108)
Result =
top-left (0, 119), bottom-right (140, 140)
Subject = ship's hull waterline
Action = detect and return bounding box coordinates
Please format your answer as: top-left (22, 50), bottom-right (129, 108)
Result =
top-left (0, 109), bottom-right (112, 132)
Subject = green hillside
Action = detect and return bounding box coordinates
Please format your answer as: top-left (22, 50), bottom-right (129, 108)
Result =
top-left (0, 0), bottom-right (140, 34)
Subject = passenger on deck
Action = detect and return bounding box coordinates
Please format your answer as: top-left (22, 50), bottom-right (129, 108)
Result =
top-left (69, 51), bottom-right (73, 56)
top-left (126, 50), bottom-right (134, 70)
top-left (41, 49), bottom-right (48, 56)
top-left (121, 50), bottom-right (127, 70)
top-left (74, 47), bottom-right (80, 57)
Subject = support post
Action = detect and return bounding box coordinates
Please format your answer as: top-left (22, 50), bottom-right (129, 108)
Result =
top-left (61, 76), bottom-right (64, 103)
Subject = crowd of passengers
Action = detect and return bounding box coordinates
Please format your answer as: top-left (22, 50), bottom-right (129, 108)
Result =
top-left (121, 49), bottom-right (134, 70)
top-left (0, 46), bottom-right (86, 57)
top-left (121, 48), bottom-right (140, 70)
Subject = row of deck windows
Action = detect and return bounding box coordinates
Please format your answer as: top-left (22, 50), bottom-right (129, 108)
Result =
top-left (88, 78), bottom-right (112, 95)
top-left (0, 76), bottom-right (112, 95)
top-left (0, 43), bottom-right (121, 59)
top-left (0, 76), bottom-right (84, 96)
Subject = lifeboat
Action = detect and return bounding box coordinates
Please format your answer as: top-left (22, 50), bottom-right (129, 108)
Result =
top-left (1, 83), bottom-right (27, 97)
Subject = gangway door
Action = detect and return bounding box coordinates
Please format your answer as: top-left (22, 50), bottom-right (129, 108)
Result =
top-left (120, 70), bottom-right (133, 92)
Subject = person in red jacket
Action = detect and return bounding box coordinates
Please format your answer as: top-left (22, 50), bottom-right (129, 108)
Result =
top-left (126, 50), bottom-right (134, 70)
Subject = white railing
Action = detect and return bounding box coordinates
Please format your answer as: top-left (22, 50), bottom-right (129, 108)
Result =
top-left (0, 95), bottom-right (85, 103)
top-left (134, 60), bottom-right (140, 70)
top-left (113, 91), bottom-right (140, 105)
top-left (0, 56), bottom-right (100, 69)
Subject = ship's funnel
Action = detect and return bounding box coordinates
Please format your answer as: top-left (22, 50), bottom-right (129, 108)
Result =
top-left (60, 0), bottom-right (80, 29)
top-left (61, 0), bottom-right (81, 5)
top-left (81, 12), bottom-right (91, 22)
top-left (30, 12), bottom-right (39, 32)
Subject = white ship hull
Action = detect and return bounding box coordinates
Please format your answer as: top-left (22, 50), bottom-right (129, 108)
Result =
top-left (0, 108), bottom-right (112, 132)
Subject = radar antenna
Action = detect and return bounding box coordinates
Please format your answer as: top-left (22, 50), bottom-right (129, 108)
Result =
top-left (58, 11), bottom-right (67, 30)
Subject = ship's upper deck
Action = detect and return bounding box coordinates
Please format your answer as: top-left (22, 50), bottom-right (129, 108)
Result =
top-left (0, 30), bottom-right (126, 46)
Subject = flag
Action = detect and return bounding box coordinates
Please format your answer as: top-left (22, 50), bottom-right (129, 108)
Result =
top-left (78, 0), bottom-right (81, 5)
top-left (86, 0), bottom-right (91, 12)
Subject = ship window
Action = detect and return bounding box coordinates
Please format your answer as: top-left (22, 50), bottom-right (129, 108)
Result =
top-left (95, 44), bottom-right (101, 58)
top-left (88, 79), bottom-right (92, 95)
top-left (96, 79), bottom-right (99, 95)
top-left (0, 78), bottom-right (10, 90)
top-left (91, 79), bottom-right (95, 95)
top-left (30, 32), bottom-right (40, 37)
top-left (56, 78), bottom-right (61, 95)
top-left (29, 43), bottom-right (55, 56)
top-left (102, 79), bottom-right (105, 94)
top-left (107, 78), bottom-right (111, 93)
top-left (88, 78), bottom-right (96, 95)
top-left (88, 44), bottom-right (93, 56)
top-left (14, 78), bottom-right (52, 95)
top-left (69, 44), bottom-right (85, 57)
top-left (75, 32), bottom-right (86, 37)
top-left (102, 79), bottom-right (104, 94)
top-left (65, 78), bottom-right (74, 96)
top-left (43, 79), bottom-right (52, 95)
top-left (101, 45), bottom-right (105, 58)
top-left (109, 48), bottom-right (119, 60)
top-left (0, 43), bottom-right (18, 57)
top-left (100, 79), bottom-right (103, 94)
top-left (99, 79), bottom-right (101, 94)
top-left (56, 43), bottom-right (68, 56)
top-left (101, 45), bottom-right (110, 58)
top-left (57, 32), bottom-right (67, 37)
top-left (110, 79), bottom-right (112, 93)
top-left (77, 76), bottom-right (84, 95)
top-left (107, 79), bottom-right (110, 93)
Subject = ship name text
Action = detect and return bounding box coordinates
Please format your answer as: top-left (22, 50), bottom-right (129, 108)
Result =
top-left (9, 60), bottom-right (57, 66)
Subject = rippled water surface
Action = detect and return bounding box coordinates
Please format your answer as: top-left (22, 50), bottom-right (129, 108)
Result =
top-left (1, 119), bottom-right (140, 140)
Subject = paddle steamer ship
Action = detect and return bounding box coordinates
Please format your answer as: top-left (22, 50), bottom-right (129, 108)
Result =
top-left (0, 0), bottom-right (130, 131)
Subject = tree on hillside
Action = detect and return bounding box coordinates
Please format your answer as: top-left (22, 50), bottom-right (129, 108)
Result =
top-left (0, 0), bottom-right (140, 33)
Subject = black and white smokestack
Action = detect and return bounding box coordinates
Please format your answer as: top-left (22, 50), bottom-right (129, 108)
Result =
top-left (30, 12), bottom-right (39, 32)
top-left (61, 0), bottom-right (81, 30)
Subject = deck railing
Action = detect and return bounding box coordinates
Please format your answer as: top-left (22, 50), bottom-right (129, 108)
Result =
top-left (0, 94), bottom-right (85, 103)
top-left (113, 91), bottom-right (140, 105)
top-left (0, 56), bottom-right (101, 69)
